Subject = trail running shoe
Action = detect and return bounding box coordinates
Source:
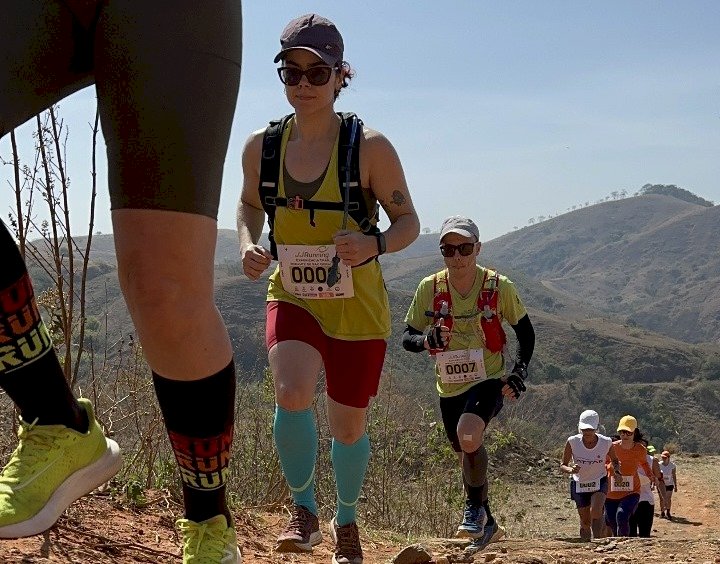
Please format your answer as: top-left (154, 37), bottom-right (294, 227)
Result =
top-left (465, 518), bottom-right (498, 554)
top-left (177, 514), bottom-right (242, 563)
top-left (275, 504), bottom-right (322, 553)
top-left (491, 522), bottom-right (506, 542)
top-left (329, 516), bottom-right (363, 564)
top-left (455, 503), bottom-right (487, 539)
top-left (0, 398), bottom-right (122, 538)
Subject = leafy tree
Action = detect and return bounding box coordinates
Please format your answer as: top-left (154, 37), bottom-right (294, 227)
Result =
top-left (639, 184), bottom-right (714, 207)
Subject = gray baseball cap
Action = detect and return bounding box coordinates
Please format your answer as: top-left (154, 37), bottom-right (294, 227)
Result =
top-left (274, 14), bottom-right (344, 67)
top-left (439, 216), bottom-right (480, 242)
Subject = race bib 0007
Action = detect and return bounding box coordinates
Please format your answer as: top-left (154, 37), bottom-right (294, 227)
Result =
top-left (277, 245), bottom-right (354, 299)
top-left (436, 349), bottom-right (486, 384)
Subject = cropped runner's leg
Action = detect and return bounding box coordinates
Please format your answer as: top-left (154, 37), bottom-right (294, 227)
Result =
top-left (94, 0), bottom-right (241, 521)
top-left (1, 1), bottom-right (94, 424)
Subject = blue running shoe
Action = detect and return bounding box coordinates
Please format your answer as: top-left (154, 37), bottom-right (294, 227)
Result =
top-left (455, 503), bottom-right (487, 539)
top-left (465, 519), bottom-right (499, 554)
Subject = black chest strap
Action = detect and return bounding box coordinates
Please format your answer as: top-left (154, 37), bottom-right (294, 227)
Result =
top-left (258, 112), bottom-right (379, 260)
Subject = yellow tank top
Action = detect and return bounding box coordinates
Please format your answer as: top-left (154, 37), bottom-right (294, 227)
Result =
top-left (266, 117), bottom-right (390, 341)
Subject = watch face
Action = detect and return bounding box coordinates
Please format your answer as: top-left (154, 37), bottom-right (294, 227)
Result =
top-left (376, 232), bottom-right (386, 255)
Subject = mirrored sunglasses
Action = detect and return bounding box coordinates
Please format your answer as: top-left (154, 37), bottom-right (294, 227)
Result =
top-left (277, 66), bottom-right (334, 86)
top-left (440, 242), bottom-right (475, 257)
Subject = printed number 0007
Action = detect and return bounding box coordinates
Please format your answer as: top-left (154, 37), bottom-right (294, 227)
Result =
top-left (445, 362), bottom-right (477, 375)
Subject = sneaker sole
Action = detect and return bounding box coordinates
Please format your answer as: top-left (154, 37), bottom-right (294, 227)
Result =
top-left (490, 525), bottom-right (506, 543)
top-left (455, 528), bottom-right (484, 539)
top-left (0, 438), bottom-right (122, 538)
top-left (465, 526), bottom-right (495, 554)
top-left (275, 530), bottom-right (322, 553)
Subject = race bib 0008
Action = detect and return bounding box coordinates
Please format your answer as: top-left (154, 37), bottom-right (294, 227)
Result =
top-left (277, 245), bottom-right (354, 299)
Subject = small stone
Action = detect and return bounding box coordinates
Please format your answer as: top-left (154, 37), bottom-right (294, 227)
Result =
top-left (392, 544), bottom-right (433, 564)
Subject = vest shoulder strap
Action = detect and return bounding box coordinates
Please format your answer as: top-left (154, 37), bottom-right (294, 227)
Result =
top-left (258, 112), bottom-right (378, 259)
top-left (479, 269), bottom-right (501, 310)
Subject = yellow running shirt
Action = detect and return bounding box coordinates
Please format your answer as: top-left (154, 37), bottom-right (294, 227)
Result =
top-left (266, 117), bottom-right (390, 341)
top-left (404, 266), bottom-right (527, 397)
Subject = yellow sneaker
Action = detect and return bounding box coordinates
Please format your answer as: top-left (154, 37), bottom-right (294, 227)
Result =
top-left (177, 514), bottom-right (242, 563)
top-left (0, 398), bottom-right (122, 538)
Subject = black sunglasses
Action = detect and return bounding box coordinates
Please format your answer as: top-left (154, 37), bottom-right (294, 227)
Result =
top-left (277, 66), bottom-right (334, 86)
top-left (440, 242), bottom-right (476, 257)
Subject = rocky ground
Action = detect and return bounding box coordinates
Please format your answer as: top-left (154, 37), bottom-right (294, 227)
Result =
top-left (1, 455), bottom-right (719, 563)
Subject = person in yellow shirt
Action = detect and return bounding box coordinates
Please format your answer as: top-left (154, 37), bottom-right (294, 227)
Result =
top-left (237, 14), bottom-right (419, 564)
top-left (402, 216), bottom-right (535, 554)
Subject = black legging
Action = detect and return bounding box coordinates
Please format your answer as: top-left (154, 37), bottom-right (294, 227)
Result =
top-left (628, 500), bottom-right (654, 537)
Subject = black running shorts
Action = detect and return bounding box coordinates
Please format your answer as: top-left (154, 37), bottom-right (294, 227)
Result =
top-left (1, 0), bottom-right (242, 219)
top-left (440, 378), bottom-right (505, 453)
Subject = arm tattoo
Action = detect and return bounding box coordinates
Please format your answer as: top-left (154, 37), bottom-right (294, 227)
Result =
top-left (390, 190), bottom-right (406, 207)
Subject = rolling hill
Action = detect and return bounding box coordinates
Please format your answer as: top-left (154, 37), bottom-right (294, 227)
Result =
top-left (25, 193), bottom-right (720, 452)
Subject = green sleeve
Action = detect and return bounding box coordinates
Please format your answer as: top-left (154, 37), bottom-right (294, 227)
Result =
top-left (404, 275), bottom-right (435, 331)
top-left (499, 276), bottom-right (527, 325)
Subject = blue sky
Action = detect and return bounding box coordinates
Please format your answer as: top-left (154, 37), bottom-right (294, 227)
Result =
top-left (2, 1), bottom-right (719, 241)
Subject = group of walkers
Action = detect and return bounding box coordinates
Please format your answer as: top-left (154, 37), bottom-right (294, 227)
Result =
top-left (562, 410), bottom-right (680, 541)
top-left (1, 8), bottom-right (537, 563)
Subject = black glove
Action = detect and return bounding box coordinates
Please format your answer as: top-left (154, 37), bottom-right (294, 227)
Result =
top-left (506, 361), bottom-right (528, 399)
top-left (426, 325), bottom-right (444, 350)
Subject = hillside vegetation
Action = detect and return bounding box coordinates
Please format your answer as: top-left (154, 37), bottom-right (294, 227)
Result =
top-left (26, 193), bottom-right (720, 454)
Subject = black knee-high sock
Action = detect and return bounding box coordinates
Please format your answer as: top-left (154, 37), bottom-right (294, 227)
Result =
top-left (484, 499), bottom-right (495, 526)
top-left (0, 220), bottom-right (85, 430)
top-left (153, 360), bottom-right (236, 523)
top-left (463, 445), bottom-right (489, 506)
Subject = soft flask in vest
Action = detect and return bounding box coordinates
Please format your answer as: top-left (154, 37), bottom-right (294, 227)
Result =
top-left (480, 306), bottom-right (506, 353)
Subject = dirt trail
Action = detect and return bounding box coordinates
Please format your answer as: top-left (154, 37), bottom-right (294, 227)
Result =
top-left (1, 455), bottom-right (718, 563)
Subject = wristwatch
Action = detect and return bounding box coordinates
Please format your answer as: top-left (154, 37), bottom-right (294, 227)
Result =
top-left (374, 232), bottom-right (386, 256)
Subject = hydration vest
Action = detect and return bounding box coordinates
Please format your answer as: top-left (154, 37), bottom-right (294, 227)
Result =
top-left (258, 112), bottom-right (380, 260)
top-left (425, 268), bottom-right (507, 354)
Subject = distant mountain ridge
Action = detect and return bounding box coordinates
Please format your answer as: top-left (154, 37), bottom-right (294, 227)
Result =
top-left (479, 194), bottom-right (720, 344)
top-left (210, 193), bottom-right (720, 343)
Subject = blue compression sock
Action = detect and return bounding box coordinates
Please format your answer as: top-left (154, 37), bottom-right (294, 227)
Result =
top-left (332, 433), bottom-right (371, 526)
top-left (273, 405), bottom-right (318, 515)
